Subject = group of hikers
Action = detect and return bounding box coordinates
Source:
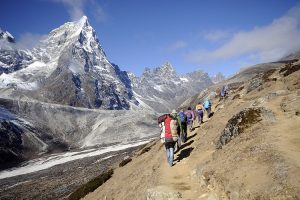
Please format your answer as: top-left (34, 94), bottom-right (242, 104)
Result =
top-left (157, 99), bottom-right (212, 167)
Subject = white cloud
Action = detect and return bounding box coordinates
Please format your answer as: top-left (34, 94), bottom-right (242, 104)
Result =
top-left (55, 0), bottom-right (85, 21)
top-left (0, 32), bottom-right (46, 50)
top-left (50, 0), bottom-right (107, 22)
top-left (203, 30), bottom-right (230, 42)
top-left (167, 40), bottom-right (187, 51)
top-left (90, 0), bottom-right (107, 23)
top-left (17, 33), bottom-right (47, 50)
top-left (187, 4), bottom-right (300, 64)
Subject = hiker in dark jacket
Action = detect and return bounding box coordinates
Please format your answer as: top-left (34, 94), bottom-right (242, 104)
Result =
top-left (178, 109), bottom-right (187, 143)
top-left (220, 85), bottom-right (228, 100)
top-left (184, 107), bottom-right (195, 132)
top-left (196, 101), bottom-right (204, 124)
top-left (170, 109), bottom-right (183, 151)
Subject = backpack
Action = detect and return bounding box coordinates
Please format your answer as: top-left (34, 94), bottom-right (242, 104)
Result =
top-left (204, 100), bottom-right (211, 109)
top-left (178, 112), bottom-right (187, 123)
top-left (157, 114), bottom-right (168, 124)
top-left (159, 122), bottom-right (165, 143)
top-left (186, 111), bottom-right (192, 119)
top-left (164, 115), bottom-right (178, 142)
top-left (170, 118), bottom-right (178, 142)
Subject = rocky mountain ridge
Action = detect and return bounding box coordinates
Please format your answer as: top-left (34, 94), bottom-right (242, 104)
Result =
top-left (0, 28), bottom-right (32, 75)
top-left (131, 62), bottom-right (212, 112)
top-left (0, 16), bottom-right (212, 112)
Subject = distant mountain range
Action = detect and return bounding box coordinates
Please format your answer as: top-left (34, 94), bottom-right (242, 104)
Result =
top-left (0, 16), bottom-right (213, 112)
top-left (0, 16), bottom-right (214, 170)
top-left (211, 72), bottom-right (226, 84)
top-left (130, 62), bottom-right (212, 112)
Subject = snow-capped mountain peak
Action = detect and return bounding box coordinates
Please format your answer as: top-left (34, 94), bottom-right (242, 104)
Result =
top-left (155, 62), bottom-right (176, 76)
top-left (131, 62), bottom-right (213, 112)
top-left (47, 15), bottom-right (90, 40)
top-left (34, 15), bottom-right (107, 64)
top-left (0, 16), bottom-right (136, 110)
top-left (0, 28), bottom-right (15, 43)
top-left (0, 16), bottom-right (105, 89)
top-left (142, 62), bottom-right (177, 79)
top-left (160, 62), bottom-right (173, 71)
top-left (78, 15), bottom-right (88, 25)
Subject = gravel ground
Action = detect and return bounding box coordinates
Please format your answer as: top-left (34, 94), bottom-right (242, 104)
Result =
top-left (0, 145), bottom-right (144, 200)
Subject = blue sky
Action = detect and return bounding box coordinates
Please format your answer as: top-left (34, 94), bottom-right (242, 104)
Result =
top-left (1, 0), bottom-right (300, 77)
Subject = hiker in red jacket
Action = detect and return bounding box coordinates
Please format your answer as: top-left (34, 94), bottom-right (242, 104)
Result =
top-left (163, 111), bottom-right (178, 167)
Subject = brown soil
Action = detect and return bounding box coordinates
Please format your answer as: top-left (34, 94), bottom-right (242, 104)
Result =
top-left (83, 65), bottom-right (300, 200)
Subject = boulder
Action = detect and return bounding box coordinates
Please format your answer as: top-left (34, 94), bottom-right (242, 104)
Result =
top-left (216, 107), bottom-right (275, 149)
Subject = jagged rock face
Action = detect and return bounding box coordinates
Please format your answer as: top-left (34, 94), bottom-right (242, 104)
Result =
top-left (0, 29), bottom-right (33, 76)
top-left (0, 29), bottom-right (15, 43)
top-left (0, 49), bottom-right (33, 75)
top-left (0, 17), bottom-right (138, 110)
top-left (33, 16), bottom-right (137, 109)
top-left (132, 62), bottom-right (213, 112)
top-left (0, 17), bottom-right (136, 110)
top-left (0, 119), bottom-right (24, 170)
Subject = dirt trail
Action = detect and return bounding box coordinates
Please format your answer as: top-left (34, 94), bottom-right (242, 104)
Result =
top-left (158, 126), bottom-right (214, 200)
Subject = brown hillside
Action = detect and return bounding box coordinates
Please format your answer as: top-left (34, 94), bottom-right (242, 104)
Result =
top-left (82, 61), bottom-right (300, 200)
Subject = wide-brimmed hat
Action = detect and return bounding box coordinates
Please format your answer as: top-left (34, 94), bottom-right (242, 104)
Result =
top-left (170, 109), bottom-right (177, 118)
